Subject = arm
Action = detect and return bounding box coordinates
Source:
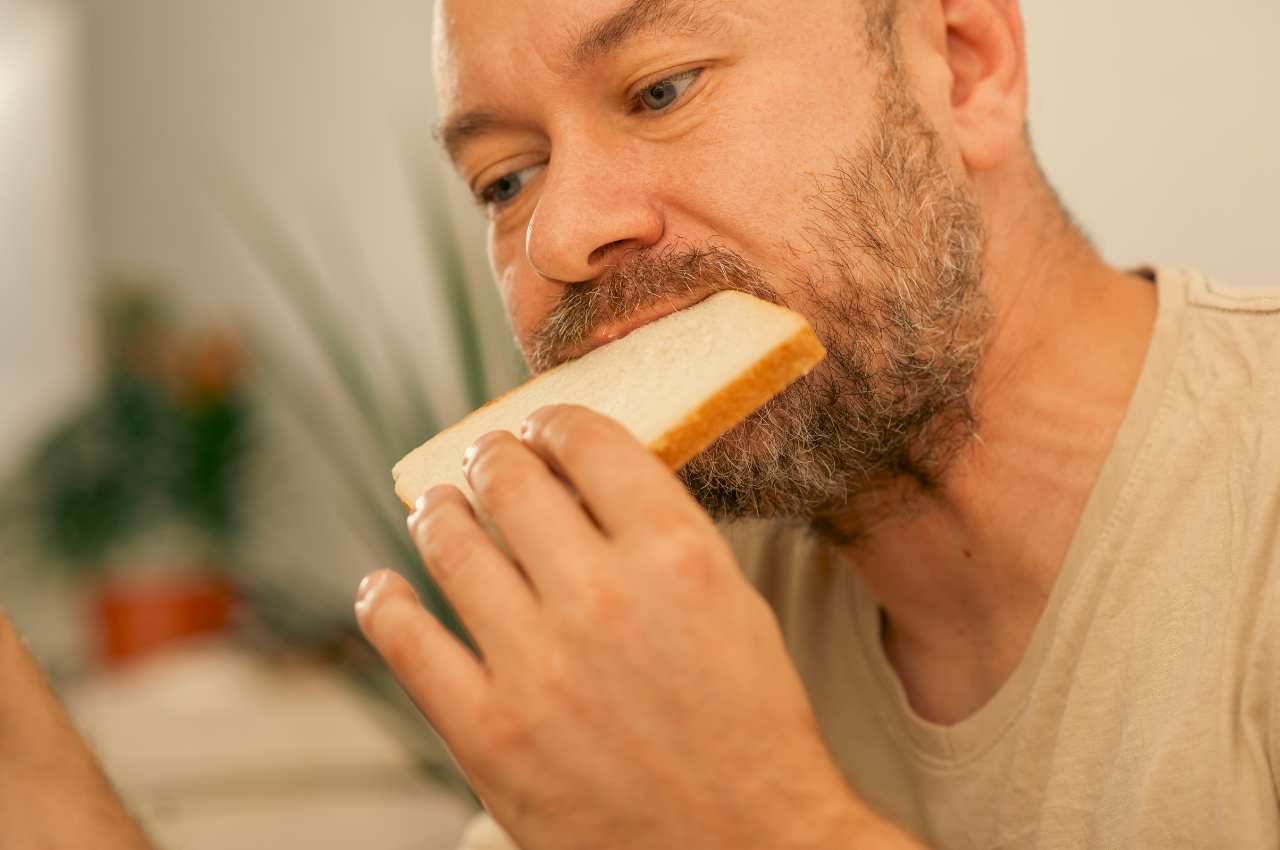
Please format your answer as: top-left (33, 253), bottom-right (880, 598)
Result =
top-left (0, 612), bottom-right (155, 850)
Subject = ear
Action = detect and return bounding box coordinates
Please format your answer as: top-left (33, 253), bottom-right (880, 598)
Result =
top-left (941, 0), bottom-right (1027, 172)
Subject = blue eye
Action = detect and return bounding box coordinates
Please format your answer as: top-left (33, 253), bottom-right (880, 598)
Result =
top-left (637, 69), bottom-right (702, 112)
top-left (479, 164), bottom-right (543, 211)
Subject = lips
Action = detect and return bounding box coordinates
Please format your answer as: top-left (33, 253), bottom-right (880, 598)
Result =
top-left (563, 289), bottom-right (719, 362)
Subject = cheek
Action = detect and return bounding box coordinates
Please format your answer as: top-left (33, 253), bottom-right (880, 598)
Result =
top-left (490, 235), bottom-right (529, 337)
top-left (490, 235), bottom-right (557, 350)
top-left (664, 69), bottom-right (879, 264)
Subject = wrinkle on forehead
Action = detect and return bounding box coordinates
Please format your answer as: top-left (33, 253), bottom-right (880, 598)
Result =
top-left (567, 0), bottom-right (725, 68)
top-left (432, 0), bottom-right (569, 114)
top-left (434, 0), bottom-right (745, 89)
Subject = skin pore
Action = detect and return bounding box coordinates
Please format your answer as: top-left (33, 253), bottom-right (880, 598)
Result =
top-left (433, 0), bottom-right (1158, 724)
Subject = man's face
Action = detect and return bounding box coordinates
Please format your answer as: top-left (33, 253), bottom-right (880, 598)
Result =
top-left (435, 0), bottom-right (991, 529)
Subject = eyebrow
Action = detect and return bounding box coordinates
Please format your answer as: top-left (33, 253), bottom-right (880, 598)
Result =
top-left (436, 0), bottom-right (721, 166)
top-left (436, 109), bottom-right (508, 166)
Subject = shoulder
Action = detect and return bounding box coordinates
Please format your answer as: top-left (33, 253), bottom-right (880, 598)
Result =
top-left (1168, 267), bottom-right (1280, 363)
top-left (1174, 267), bottom-right (1280, 317)
top-left (1157, 268), bottom-right (1280, 514)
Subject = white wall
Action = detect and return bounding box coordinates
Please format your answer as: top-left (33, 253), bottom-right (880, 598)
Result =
top-left (1025, 1), bottom-right (1280, 287)
top-left (0, 0), bottom-right (92, 659)
top-left (0, 0), bottom-right (91, 474)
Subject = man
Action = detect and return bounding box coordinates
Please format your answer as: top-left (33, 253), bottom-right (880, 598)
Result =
top-left (355, 0), bottom-right (1280, 847)
top-left (1, 1), bottom-right (1275, 848)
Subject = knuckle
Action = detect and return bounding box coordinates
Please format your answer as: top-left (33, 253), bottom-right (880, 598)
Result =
top-left (555, 439), bottom-right (593, 478)
top-left (477, 701), bottom-right (534, 762)
top-left (643, 506), bottom-right (692, 538)
top-left (466, 432), bottom-right (518, 479)
top-left (657, 525), bottom-right (726, 589)
top-left (557, 570), bottom-right (625, 632)
top-left (371, 610), bottom-right (431, 673)
top-left (418, 514), bottom-right (483, 580)
top-left (411, 502), bottom-right (449, 553)
top-left (408, 487), bottom-right (451, 533)
top-left (470, 430), bottom-right (511, 455)
top-left (537, 646), bottom-right (573, 693)
top-left (537, 405), bottom-right (615, 451)
top-left (530, 403), bottom-right (580, 435)
top-left (475, 453), bottom-right (541, 513)
top-left (429, 533), bottom-right (485, 581)
top-left (583, 577), bottom-right (623, 621)
top-left (559, 420), bottom-right (613, 467)
top-left (576, 573), bottom-right (631, 628)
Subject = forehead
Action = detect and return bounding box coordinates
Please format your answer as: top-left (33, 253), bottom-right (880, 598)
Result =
top-left (432, 0), bottom-right (727, 105)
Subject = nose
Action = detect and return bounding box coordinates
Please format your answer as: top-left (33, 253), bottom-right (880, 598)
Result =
top-left (524, 149), bottom-right (664, 284)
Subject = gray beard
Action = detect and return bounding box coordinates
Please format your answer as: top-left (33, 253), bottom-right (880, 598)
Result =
top-left (526, 78), bottom-right (991, 544)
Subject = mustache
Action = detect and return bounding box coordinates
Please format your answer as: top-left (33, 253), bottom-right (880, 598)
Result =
top-left (526, 245), bottom-right (781, 372)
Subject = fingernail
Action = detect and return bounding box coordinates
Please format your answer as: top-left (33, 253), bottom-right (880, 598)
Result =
top-left (462, 442), bottom-right (479, 472)
top-left (356, 572), bottom-right (387, 606)
top-left (519, 418), bottom-right (532, 440)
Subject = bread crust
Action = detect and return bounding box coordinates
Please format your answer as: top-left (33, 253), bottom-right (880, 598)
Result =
top-left (649, 324), bottom-right (826, 470)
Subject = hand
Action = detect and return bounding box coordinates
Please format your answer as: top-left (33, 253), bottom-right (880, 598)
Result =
top-left (356, 405), bottom-right (881, 850)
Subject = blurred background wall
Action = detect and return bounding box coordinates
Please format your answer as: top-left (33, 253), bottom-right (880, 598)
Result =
top-left (1, 0), bottom-right (93, 661)
top-left (0, 0), bottom-right (91, 476)
top-left (1026, 0), bottom-right (1279, 287)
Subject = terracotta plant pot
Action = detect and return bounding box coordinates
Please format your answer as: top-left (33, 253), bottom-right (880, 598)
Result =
top-left (91, 573), bottom-right (239, 665)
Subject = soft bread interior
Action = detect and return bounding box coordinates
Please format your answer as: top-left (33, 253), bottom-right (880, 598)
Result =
top-left (392, 290), bottom-right (826, 509)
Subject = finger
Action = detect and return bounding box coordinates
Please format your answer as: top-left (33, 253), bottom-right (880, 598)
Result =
top-left (519, 405), bottom-right (715, 538)
top-left (463, 430), bottom-right (607, 595)
top-left (409, 485), bottom-right (539, 661)
top-left (355, 569), bottom-right (486, 748)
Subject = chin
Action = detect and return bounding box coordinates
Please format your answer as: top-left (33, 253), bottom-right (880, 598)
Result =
top-left (676, 390), bottom-right (852, 521)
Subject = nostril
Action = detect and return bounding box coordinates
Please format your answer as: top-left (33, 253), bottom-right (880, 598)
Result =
top-left (588, 240), bottom-right (629, 267)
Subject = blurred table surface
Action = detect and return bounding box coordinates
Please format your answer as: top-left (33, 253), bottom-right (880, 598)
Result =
top-left (64, 643), bottom-right (475, 850)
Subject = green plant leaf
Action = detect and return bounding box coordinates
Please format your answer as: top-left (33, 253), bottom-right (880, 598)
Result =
top-left (361, 282), bottom-right (442, 449)
top-left (216, 187), bottom-right (404, 467)
top-left (250, 339), bottom-right (470, 645)
top-left (408, 158), bottom-right (491, 410)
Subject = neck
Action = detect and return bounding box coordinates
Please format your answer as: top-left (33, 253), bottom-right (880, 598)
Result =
top-left (823, 175), bottom-right (1158, 725)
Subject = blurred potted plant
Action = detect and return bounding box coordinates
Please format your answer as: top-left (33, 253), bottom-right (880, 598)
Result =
top-left (20, 284), bottom-right (253, 664)
top-left (210, 161), bottom-right (520, 799)
top-left (219, 156), bottom-right (525, 649)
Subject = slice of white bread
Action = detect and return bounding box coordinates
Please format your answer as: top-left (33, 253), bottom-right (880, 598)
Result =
top-left (392, 290), bottom-right (826, 509)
